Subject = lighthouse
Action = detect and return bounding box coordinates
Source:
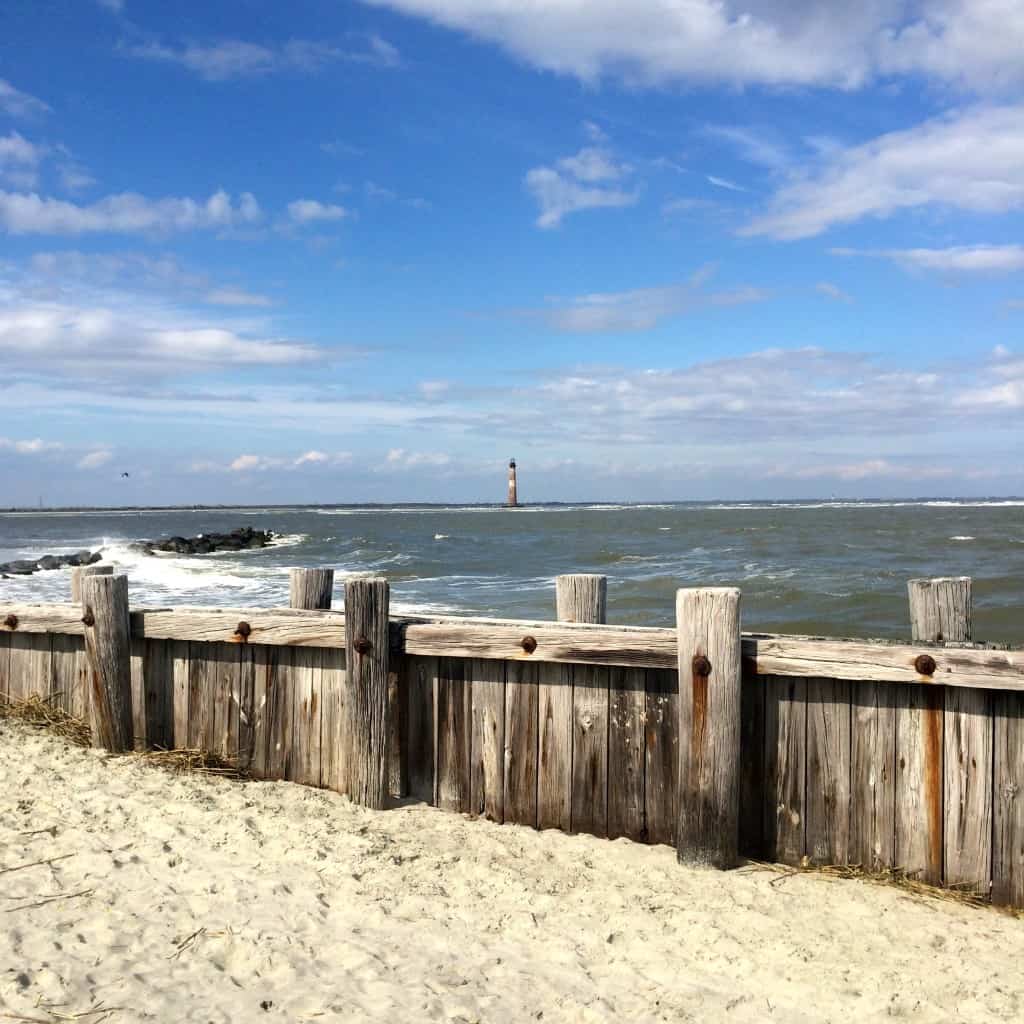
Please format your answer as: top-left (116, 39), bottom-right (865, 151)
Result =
top-left (507, 458), bottom-right (518, 507)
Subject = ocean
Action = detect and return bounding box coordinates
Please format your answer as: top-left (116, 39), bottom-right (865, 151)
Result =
top-left (1, 501), bottom-right (1021, 642)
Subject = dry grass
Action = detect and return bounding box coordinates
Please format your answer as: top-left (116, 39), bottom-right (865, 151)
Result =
top-left (0, 695), bottom-right (246, 779)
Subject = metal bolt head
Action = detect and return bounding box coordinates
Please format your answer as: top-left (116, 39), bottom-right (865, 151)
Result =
top-left (3, 613), bottom-right (17, 630)
top-left (521, 635), bottom-right (537, 655)
top-left (81, 610), bottom-right (95, 627)
top-left (354, 635), bottom-right (372, 655)
top-left (914, 653), bottom-right (937, 676)
top-left (235, 621), bottom-right (252, 641)
top-left (692, 654), bottom-right (713, 677)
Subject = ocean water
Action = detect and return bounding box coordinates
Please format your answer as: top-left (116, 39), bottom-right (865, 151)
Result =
top-left (0, 501), bottom-right (1022, 642)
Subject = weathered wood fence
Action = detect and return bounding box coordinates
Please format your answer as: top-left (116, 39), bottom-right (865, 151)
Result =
top-left (2, 571), bottom-right (1023, 908)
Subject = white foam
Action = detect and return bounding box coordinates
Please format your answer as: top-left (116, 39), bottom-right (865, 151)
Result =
top-left (434, 534), bottom-right (450, 540)
top-left (950, 535), bottom-right (975, 541)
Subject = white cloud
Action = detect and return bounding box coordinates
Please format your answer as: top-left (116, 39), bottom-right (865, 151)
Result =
top-left (361, 0), bottom-right (1024, 92)
top-left (229, 453), bottom-right (280, 472)
top-left (704, 125), bottom-right (791, 170)
top-left (526, 142), bottom-right (637, 228)
top-left (833, 244), bottom-right (1024, 274)
top-left (223, 450), bottom-right (353, 472)
top-left (707, 174), bottom-right (746, 193)
top-left (0, 188), bottom-right (262, 236)
top-left (744, 105), bottom-right (1024, 240)
top-left (77, 449), bottom-right (113, 470)
top-left (204, 287), bottom-right (273, 307)
top-left (0, 132), bottom-right (43, 189)
top-left (128, 35), bottom-right (400, 81)
top-left (0, 437), bottom-right (63, 455)
top-left (0, 79), bottom-right (49, 119)
top-left (287, 199), bottom-right (348, 224)
top-left (383, 449), bottom-right (452, 469)
top-left (815, 281), bottom-right (853, 303)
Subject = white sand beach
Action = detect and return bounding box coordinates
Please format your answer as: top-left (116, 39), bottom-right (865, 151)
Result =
top-left (2, 719), bottom-right (1022, 1024)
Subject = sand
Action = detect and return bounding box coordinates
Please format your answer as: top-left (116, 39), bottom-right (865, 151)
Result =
top-left (2, 721), bottom-right (1022, 1024)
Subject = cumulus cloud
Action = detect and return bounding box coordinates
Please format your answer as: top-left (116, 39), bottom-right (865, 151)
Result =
top-left (0, 132), bottom-right (43, 189)
top-left (0, 188), bottom-right (262, 236)
top-left (0, 79), bottom-right (50, 119)
top-left (77, 449), bottom-right (113, 470)
top-left (743, 105), bottom-right (1024, 240)
top-left (833, 244), bottom-right (1024, 274)
top-left (361, 0), bottom-right (1024, 92)
top-left (0, 437), bottom-right (63, 455)
top-left (287, 199), bottom-right (348, 224)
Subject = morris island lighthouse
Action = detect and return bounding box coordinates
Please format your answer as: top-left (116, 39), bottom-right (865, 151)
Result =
top-left (507, 459), bottom-right (518, 507)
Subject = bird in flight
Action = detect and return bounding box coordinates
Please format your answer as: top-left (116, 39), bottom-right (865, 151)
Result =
top-left (121, 472), bottom-right (130, 478)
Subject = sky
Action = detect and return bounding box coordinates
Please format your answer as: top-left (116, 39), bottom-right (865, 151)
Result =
top-left (1, 0), bottom-right (1023, 506)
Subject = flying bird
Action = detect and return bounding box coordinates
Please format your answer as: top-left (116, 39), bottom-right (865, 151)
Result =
top-left (121, 472), bottom-right (130, 478)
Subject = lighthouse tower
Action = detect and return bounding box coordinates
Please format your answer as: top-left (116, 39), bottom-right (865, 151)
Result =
top-left (507, 458), bottom-right (518, 507)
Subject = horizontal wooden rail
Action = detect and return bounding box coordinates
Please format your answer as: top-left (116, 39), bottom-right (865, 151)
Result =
top-left (2, 602), bottom-right (1022, 689)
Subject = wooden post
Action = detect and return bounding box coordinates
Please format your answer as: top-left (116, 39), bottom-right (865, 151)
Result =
top-left (71, 564), bottom-right (113, 603)
top-left (344, 577), bottom-right (390, 809)
top-left (289, 568), bottom-right (334, 610)
top-left (676, 587), bottom-right (742, 869)
top-left (555, 574), bottom-right (606, 624)
top-left (908, 577), bottom-right (971, 642)
top-left (81, 573), bottom-right (133, 752)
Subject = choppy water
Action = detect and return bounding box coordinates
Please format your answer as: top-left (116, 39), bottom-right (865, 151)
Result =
top-left (1, 501), bottom-right (1022, 642)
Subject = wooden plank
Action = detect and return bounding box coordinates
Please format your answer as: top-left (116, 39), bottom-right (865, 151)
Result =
top-left (943, 687), bottom-right (992, 893)
top-left (738, 668), bottom-right (766, 860)
top-left (850, 683), bottom-right (897, 870)
top-left (290, 646), bottom-right (322, 786)
top-left (504, 660), bottom-right (538, 827)
top-left (187, 644), bottom-right (214, 753)
top-left (81, 574), bottom-right (133, 752)
top-left (50, 634), bottom-right (86, 719)
top-left (804, 678), bottom-right (851, 865)
top-left (993, 691), bottom-right (1024, 907)
top-left (129, 638), bottom-right (174, 750)
top-left (644, 668), bottom-right (677, 846)
top-left (895, 685), bottom-right (944, 885)
top-left (0, 633), bottom-right (9, 699)
top-left (289, 568), bottom-right (334, 610)
top-left (763, 676), bottom-right (806, 865)
top-left (262, 644), bottom-right (294, 780)
top-left (402, 655), bottom-right (435, 803)
top-left (608, 666), bottom-right (645, 841)
top-left (130, 638), bottom-right (147, 750)
top-left (319, 646), bottom-right (346, 790)
top-left (571, 664), bottom-right (609, 838)
top-left (1, 606), bottom-right (87, 637)
top-left (236, 645), bottom-right (258, 770)
top-left (470, 658), bottom-right (505, 822)
top-left (171, 640), bottom-right (190, 748)
top-left (436, 656), bottom-right (472, 813)
top-left (387, 664), bottom-right (404, 799)
top-left (134, 607), bottom-right (346, 647)
top-left (908, 577), bottom-right (972, 643)
top-left (537, 664), bottom-right (572, 831)
top-left (7, 632), bottom-right (52, 701)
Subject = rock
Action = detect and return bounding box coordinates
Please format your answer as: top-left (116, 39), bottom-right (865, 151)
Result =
top-left (66, 550), bottom-right (94, 567)
top-left (87, 551), bottom-right (103, 564)
top-left (36, 555), bottom-right (62, 571)
top-left (3, 560), bottom-right (39, 575)
top-left (133, 527), bottom-right (274, 558)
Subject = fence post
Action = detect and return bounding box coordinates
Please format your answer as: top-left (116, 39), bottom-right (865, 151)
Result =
top-left (344, 577), bottom-right (390, 809)
top-left (676, 587), bottom-right (742, 869)
top-left (81, 573), bottom-right (133, 752)
top-left (555, 574), bottom-right (607, 624)
top-left (289, 568), bottom-right (334, 610)
top-left (71, 564), bottom-right (113, 603)
top-left (908, 577), bottom-right (972, 641)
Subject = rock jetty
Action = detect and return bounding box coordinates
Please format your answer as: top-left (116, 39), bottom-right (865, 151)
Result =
top-left (132, 526), bottom-right (274, 556)
top-left (0, 550), bottom-right (102, 577)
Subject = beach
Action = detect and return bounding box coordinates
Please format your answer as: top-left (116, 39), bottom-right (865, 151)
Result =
top-left (2, 718), bottom-right (1022, 1023)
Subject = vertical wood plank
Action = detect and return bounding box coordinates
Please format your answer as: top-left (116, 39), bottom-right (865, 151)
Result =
top-left (944, 687), bottom-right (992, 893)
top-left (128, 638), bottom-right (174, 751)
top-left (536, 665), bottom-right (572, 831)
top-left (8, 633), bottom-right (52, 701)
top-left (850, 682), bottom-right (897, 870)
top-left (993, 691), bottom-right (1024, 908)
top-left (81, 574), bottom-right (132, 752)
top-left (402, 654), bottom-right (435, 803)
top-left (172, 640), bottom-right (190, 748)
top-left (738, 668), bottom-right (766, 860)
top-left (319, 647), bottom-right (346, 790)
top-left (504, 660), bottom-right (538, 827)
top-left (805, 678), bottom-right (851, 865)
top-left (763, 676), bottom-right (806, 865)
top-left (644, 668), bottom-right (677, 846)
top-left (50, 634), bottom-right (85, 718)
top-left (571, 664), bottom-right (610, 838)
top-left (237, 644), bottom-right (258, 771)
top-left (0, 632), bottom-right (10, 700)
top-left (130, 638), bottom-right (147, 750)
top-left (290, 646), bottom-right (322, 786)
top-left (470, 658), bottom-right (505, 822)
top-left (608, 666), bottom-right (645, 841)
top-left (895, 684), bottom-right (944, 885)
top-left (436, 657), bottom-right (472, 812)
top-left (263, 644), bottom-right (293, 780)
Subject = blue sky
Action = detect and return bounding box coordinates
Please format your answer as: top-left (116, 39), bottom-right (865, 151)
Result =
top-left (1, 0), bottom-right (1023, 505)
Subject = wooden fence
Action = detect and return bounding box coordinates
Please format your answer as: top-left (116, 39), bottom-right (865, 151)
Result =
top-left (2, 570), bottom-right (1023, 908)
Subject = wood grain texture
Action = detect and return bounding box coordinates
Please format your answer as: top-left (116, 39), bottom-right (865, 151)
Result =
top-left (128, 638), bottom-right (174, 750)
top-left (644, 668), bottom-right (678, 846)
top-left (436, 656), bottom-right (472, 812)
top-left (289, 569), bottom-right (335, 610)
top-left (319, 647), bottom-right (347, 791)
top-left (804, 678), bottom-right (851, 865)
top-left (401, 655), bottom-right (435, 803)
top-left (290, 646), bottom-right (322, 786)
top-left (571, 664), bottom-right (609, 838)
top-left (908, 577), bottom-right (972, 643)
top-left (993, 691), bottom-right (1024, 907)
top-left (764, 676), bottom-right (806, 865)
top-left (850, 683), bottom-right (897, 870)
top-left (608, 666), bottom-right (645, 841)
top-left (7, 632), bottom-right (52, 701)
top-left (50, 634), bottom-right (86, 719)
top-left (738, 668), bottom-right (766, 860)
top-left (344, 578), bottom-right (390, 809)
top-left (555, 574), bottom-right (607, 624)
top-left (70, 565), bottom-right (112, 603)
top-left (536, 664), bottom-right (572, 831)
top-left (470, 658), bottom-right (505, 822)
top-left (676, 588), bottom-right (742, 868)
top-left (236, 645), bottom-right (258, 771)
top-left (943, 687), bottom-right (992, 893)
top-left (0, 633), bottom-right (9, 699)
top-left (895, 685), bottom-right (944, 885)
top-left (504, 660), bottom-right (539, 827)
top-left (81, 574), bottom-right (133, 752)
top-left (133, 607), bottom-right (346, 647)
top-left (171, 640), bottom-right (190, 748)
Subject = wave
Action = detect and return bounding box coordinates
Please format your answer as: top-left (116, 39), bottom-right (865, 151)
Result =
top-left (949, 535), bottom-right (975, 541)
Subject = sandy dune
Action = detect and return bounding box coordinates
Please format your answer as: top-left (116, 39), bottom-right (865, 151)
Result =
top-left (1, 720), bottom-right (1022, 1023)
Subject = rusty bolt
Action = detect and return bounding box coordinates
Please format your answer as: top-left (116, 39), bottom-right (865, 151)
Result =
top-left (3, 613), bottom-right (17, 630)
top-left (235, 620), bottom-right (252, 641)
top-left (914, 653), bottom-right (937, 676)
top-left (81, 610), bottom-right (95, 628)
top-left (692, 654), bottom-right (712, 677)
top-left (521, 635), bottom-right (537, 655)
top-left (354, 635), bottom-right (372, 655)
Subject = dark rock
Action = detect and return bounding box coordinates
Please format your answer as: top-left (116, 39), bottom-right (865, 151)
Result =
top-left (132, 527), bottom-right (274, 558)
top-left (66, 550), bottom-right (94, 567)
top-left (3, 560), bottom-right (38, 575)
top-left (37, 555), bottom-right (62, 571)
top-left (87, 551), bottom-right (103, 564)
